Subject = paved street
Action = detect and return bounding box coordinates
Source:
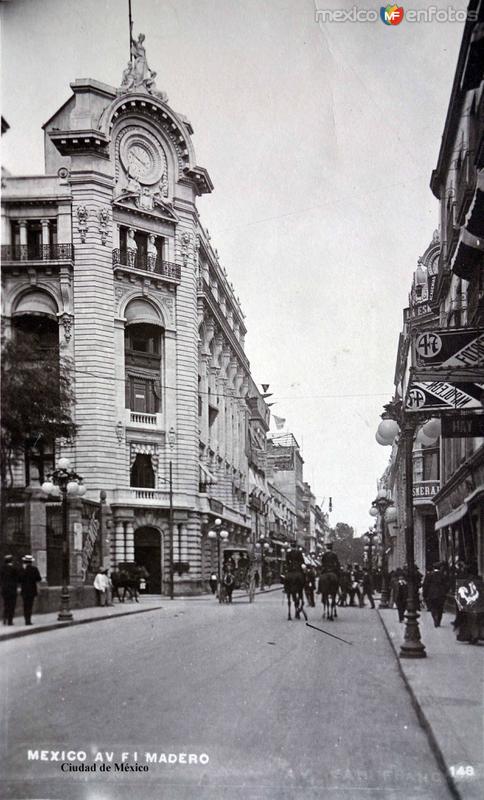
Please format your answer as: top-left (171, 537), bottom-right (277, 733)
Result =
top-left (1, 591), bottom-right (453, 800)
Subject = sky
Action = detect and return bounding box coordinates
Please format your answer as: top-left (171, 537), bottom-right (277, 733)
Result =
top-left (1, 0), bottom-right (467, 534)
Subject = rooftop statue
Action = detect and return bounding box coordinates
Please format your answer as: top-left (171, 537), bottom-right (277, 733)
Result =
top-left (120, 33), bottom-right (168, 101)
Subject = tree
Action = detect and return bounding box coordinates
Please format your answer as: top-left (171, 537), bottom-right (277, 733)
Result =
top-left (328, 522), bottom-right (364, 566)
top-left (1, 332), bottom-right (78, 490)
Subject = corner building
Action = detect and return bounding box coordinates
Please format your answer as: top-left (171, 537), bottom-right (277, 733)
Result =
top-left (1, 49), bottom-right (256, 595)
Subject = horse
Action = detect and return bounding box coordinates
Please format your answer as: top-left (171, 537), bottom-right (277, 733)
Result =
top-left (319, 571), bottom-right (339, 621)
top-left (284, 568), bottom-right (308, 621)
top-left (220, 570), bottom-right (235, 603)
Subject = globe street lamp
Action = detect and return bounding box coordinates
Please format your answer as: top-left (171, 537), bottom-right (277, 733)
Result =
top-left (255, 537), bottom-right (271, 590)
top-left (370, 489), bottom-right (396, 609)
top-left (364, 529), bottom-right (378, 578)
top-left (376, 400), bottom-right (426, 658)
top-left (207, 518), bottom-right (229, 600)
top-left (41, 457), bottom-right (86, 621)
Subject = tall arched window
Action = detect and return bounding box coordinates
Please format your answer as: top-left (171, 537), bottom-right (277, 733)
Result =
top-left (124, 322), bottom-right (162, 414)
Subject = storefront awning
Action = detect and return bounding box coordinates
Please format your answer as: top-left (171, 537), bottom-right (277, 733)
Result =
top-left (435, 503), bottom-right (468, 530)
top-left (465, 484), bottom-right (484, 506)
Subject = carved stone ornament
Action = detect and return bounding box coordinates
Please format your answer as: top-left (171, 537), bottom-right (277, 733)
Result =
top-left (120, 33), bottom-right (169, 102)
top-left (98, 207), bottom-right (110, 245)
top-left (115, 421), bottom-right (124, 445)
top-left (76, 205), bottom-right (89, 243)
top-left (59, 313), bottom-right (74, 342)
top-left (180, 232), bottom-right (191, 266)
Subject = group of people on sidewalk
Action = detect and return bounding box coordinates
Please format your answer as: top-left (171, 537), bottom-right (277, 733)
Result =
top-left (0, 554), bottom-right (42, 625)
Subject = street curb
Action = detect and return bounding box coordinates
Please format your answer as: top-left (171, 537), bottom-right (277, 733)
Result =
top-left (0, 605), bottom-right (163, 643)
top-left (377, 609), bottom-right (461, 800)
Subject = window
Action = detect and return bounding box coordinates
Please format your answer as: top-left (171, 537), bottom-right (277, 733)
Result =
top-left (25, 439), bottom-right (55, 487)
top-left (422, 445), bottom-right (439, 481)
top-left (119, 227), bottom-right (164, 266)
top-left (124, 323), bottom-right (162, 413)
top-left (125, 324), bottom-right (160, 356)
top-left (130, 454), bottom-right (155, 488)
top-left (126, 377), bottom-right (159, 414)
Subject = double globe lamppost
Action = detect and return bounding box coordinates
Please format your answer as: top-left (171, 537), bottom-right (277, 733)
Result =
top-left (369, 489), bottom-right (397, 609)
top-left (375, 402), bottom-right (442, 659)
top-left (41, 457), bottom-right (86, 621)
top-left (208, 518), bottom-right (229, 598)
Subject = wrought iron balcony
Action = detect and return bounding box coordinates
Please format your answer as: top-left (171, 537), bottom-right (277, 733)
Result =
top-left (1, 244), bottom-right (74, 262)
top-left (112, 248), bottom-right (181, 282)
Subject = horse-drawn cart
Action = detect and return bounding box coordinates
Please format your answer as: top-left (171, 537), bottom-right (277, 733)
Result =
top-left (222, 547), bottom-right (257, 602)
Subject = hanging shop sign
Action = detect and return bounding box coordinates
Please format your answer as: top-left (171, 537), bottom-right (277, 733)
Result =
top-left (414, 329), bottom-right (484, 369)
top-left (441, 414), bottom-right (484, 438)
top-left (405, 381), bottom-right (484, 413)
top-left (455, 578), bottom-right (484, 615)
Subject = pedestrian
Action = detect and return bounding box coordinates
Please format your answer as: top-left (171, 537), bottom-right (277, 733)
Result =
top-left (395, 569), bottom-right (408, 623)
top-left (93, 567), bottom-right (110, 606)
top-left (423, 562), bottom-right (449, 627)
top-left (19, 555), bottom-right (42, 625)
top-left (209, 572), bottom-right (218, 594)
top-left (348, 563), bottom-right (363, 607)
top-left (362, 569), bottom-right (375, 609)
top-left (1, 554), bottom-right (19, 625)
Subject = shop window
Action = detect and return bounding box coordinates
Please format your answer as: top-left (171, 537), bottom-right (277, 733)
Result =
top-left (130, 454), bottom-right (155, 488)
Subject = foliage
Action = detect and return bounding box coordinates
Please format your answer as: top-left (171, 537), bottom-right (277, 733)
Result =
top-left (328, 522), bottom-right (365, 566)
top-left (1, 333), bottom-right (77, 487)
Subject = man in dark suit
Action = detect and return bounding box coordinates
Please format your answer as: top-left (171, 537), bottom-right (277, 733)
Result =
top-left (19, 555), bottom-right (42, 625)
top-left (423, 562), bottom-right (450, 627)
top-left (0, 555), bottom-right (18, 625)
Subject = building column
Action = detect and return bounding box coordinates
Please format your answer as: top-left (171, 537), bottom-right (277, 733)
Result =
top-left (114, 520), bottom-right (125, 565)
top-left (18, 219), bottom-right (27, 260)
top-left (24, 488), bottom-right (47, 582)
top-left (41, 218), bottom-right (50, 258)
top-left (126, 521), bottom-right (135, 563)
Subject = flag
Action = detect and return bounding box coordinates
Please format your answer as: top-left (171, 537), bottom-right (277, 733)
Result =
top-left (273, 415), bottom-right (286, 430)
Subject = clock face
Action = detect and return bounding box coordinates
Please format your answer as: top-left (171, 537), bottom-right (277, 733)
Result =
top-left (127, 144), bottom-right (153, 179)
top-left (120, 132), bottom-right (165, 186)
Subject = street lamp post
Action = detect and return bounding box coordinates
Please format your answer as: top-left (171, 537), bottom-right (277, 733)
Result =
top-left (41, 457), bottom-right (86, 621)
top-left (364, 530), bottom-right (377, 578)
top-left (207, 518), bottom-right (229, 600)
top-left (376, 402), bottom-right (426, 659)
top-left (255, 537), bottom-right (270, 590)
top-left (370, 489), bottom-right (396, 609)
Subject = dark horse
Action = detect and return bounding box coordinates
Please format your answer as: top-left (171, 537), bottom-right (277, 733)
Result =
top-left (284, 568), bottom-right (308, 621)
top-left (319, 572), bottom-right (339, 621)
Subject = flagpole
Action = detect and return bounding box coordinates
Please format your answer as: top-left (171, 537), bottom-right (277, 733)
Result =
top-left (128, 0), bottom-right (133, 59)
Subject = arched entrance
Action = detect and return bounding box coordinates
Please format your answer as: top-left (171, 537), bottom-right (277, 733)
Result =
top-left (134, 527), bottom-right (162, 594)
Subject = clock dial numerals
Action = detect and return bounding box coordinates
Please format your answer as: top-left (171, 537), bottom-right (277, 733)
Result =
top-left (128, 145), bottom-right (152, 177)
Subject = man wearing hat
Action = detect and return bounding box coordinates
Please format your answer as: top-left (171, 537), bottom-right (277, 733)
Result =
top-left (0, 555), bottom-right (19, 625)
top-left (422, 562), bottom-right (450, 628)
top-left (320, 541), bottom-right (340, 577)
top-left (19, 556), bottom-right (42, 625)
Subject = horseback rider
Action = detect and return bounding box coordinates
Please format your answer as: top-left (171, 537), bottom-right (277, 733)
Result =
top-left (286, 541), bottom-right (305, 571)
top-left (320, 541), bottom-right (340, 576)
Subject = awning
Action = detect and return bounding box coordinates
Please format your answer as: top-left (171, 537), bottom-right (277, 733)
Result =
top-left (199, 463), bottom-right (217, 485)
top-left (465, 484), bottom-right (484, 506)
top-left (435, 503), bottom-right (468, 530)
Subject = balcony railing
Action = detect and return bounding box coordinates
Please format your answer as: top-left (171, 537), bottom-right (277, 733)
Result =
top-left (112, 249), bottom-right (181, 281)
top-left (129, 412), bottom-right (158, 426)
top-left (1, 244), bottom-right (74, 262)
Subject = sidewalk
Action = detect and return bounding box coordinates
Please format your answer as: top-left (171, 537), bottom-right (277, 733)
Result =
top-left (0, 595), bottom-right (164, 642)
top-left (378, 606), bottom-right (483, 800)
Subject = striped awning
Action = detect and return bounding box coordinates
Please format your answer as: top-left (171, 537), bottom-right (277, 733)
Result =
top-left (435, 504), bottom-right (468, 530)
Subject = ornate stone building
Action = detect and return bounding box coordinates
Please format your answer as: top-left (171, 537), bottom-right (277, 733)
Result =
top-left (1, 39), bottom-right (265, 596)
